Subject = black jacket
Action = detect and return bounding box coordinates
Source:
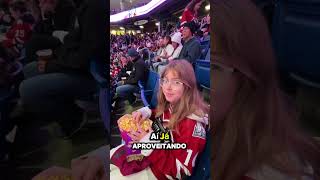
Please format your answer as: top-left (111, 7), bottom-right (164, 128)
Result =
top-left (47, 0), bottom-right (107, 74)
top-left (124, 57), bottom-right (149, 85)
top-left (34, 0), bottom-right (76, 35)
top-left (118, 61), bottom-right (133, 80)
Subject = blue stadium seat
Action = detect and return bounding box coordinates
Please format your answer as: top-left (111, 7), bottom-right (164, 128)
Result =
top-left (76, 59), bottom-right (109, 135)
top-left (138, 70), bottom-right (160, 109)
top-left (195, 59), bottom-right (210, 90)
top-left (89, 59), bottom-right (110, 133)
top-left (205, 49), bottom-right (210, 60)
top-left (199, 40), bottom-right (210, 59)
top-left (272, 0), bottom-right (320, 88)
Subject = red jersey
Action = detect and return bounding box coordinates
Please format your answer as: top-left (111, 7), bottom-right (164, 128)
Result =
top-left (2, 19), bottom-right (32, 49)
top-left (180, 9), bottom-right (196, 26)
top-left (138, 107), bottom-right (208, 180)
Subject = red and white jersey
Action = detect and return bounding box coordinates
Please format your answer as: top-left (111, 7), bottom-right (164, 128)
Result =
top-left (180, 9), bottom-right (196, 26)
top-left (138, 107), bottom-right (208, 180)
top-left (3, 19), bottom-right (32, 48)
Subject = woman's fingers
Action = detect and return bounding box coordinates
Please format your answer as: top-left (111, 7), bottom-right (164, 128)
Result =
top-left (132, 111), bottom-right (142, 123)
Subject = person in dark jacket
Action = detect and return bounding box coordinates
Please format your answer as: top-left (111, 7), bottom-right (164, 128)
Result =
top-left (24, 0), bottom-right (76, 64)
top-left (117, 54), bottom-right (133, 81)
top-left (178, 21), bottom-right (201, 66)
top-left (19, 0), bottom-right (107, 139)
top-left (116, 48), bottom-right (149, 105)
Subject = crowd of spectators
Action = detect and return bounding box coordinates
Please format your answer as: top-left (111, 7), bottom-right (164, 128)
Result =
top-left (0, 0), bottom-right (106, 162)
top-left (110, 0), bottom-right (210, 117)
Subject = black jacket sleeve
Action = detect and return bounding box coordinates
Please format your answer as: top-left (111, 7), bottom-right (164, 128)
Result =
top-left (47, 0), bottom-right (107, 73)
top-left (125, 60), bottom-right (146, 85)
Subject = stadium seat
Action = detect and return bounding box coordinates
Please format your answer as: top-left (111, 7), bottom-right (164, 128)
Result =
top-left (138, 70), bottom-right (160, 109)
top-left (0, 61), bottom-right (23, 152)
top-left (205, 48), bottom-right (210, 60)
top-left (195, 59), bottom-right (210, 90)
top-left (199, 40), bottom-right (210, 59)
top-left (272, 0), bottom-right (320, 88)
top-left (89, 59), bottom-right (110, 133)
top-left (75, 58), bottom-right (110, 134)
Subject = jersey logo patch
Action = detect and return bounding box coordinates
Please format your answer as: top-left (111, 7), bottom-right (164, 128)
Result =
top-left (192, 122), bottom-right (206, 139)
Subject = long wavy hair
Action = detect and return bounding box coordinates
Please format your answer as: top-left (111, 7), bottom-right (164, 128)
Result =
top-left (156, 60), bottom-right (209, 133)
top-left (211, 0), bottom-right (320, 179)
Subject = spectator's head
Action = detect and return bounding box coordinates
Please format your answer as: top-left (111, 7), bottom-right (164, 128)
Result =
top-left (158, 36), bottom-right (165, 47)
top-left (157, 59), bottom-right (208, 131)
top-left (206, 14), bottom-right (210, 24)
top-left (127, 48), bottom-right (139, 60)
top-left (163, 35), bottom-right (172, 46)
top-left (186, 0), bottom-right (204, 16)
top-left (182, 21), bottom-right (196, 40)
top-left (9, 1), bottom-right (27, 20)
top-left (146, 42), bottom-right (152, 48)
top-left (39, 0), bottom-right (58, 14)
top-left (120, 55), bottom-right (128, 66)
top-left (171, 32), bottom-right (182, 48)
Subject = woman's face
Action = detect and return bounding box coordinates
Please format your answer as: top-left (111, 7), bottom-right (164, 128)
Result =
top-left (164, 38), bottom-right (169, 45)
top-left (172, 42), bottom-right (178, 48)
top-left (120, 56), bottom-right (127, 65)
top-left (212, 63), bottom-right (240, 122)
top-left (161, 70), bottom-right (185, 105)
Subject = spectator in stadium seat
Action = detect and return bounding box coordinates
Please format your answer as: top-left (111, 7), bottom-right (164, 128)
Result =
top-left (212, 0), bottom-right (320, 180)
top-left (153, 36), bottom-right (165, 60)
top-left (1, 1), bottom-right (34, 58)
top-left (110, 60), bottom-right (209, 179)
top-left (117, 55), bottom-right (133, 81)
top-left (180, 0), bottom-right (204, 26)
top-left (153, 35), bottom-right (174, 72)
top-left (158, 32), bottom-right (183, 74)
top-left (178, 21), bottom-right (201, 66)
top-left (168, 32), bottom-right (183, 61)
top-left (19, 0), bottom-right (106, 138)
top-left (200, 14), bottom-right (210, 41)
top-left (115, 48), bottom-right (148, 106)
top-left (24, 0), bottom-right (76, 64)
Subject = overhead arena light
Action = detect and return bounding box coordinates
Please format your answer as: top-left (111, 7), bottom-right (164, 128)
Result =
top-left (110, 0), bottom-right (167, 22)
top-left (155, 22), bottom-right (160, 26)
top-left (205, 4), bottom-right (210, 11)
top-left (139, 25), bottom-right (144, 29)
top-left (119, 27), bottom-right (125, 30)
top-left (134, 20), bottom-right (148, 26)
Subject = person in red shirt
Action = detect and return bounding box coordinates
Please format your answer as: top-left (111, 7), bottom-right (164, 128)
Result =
top-left (180, 0), bottom-right (204, 26)
top-left (1, 1), bottom-right (33, 57)
top-left (110, 60), bottom-right (209, 179)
